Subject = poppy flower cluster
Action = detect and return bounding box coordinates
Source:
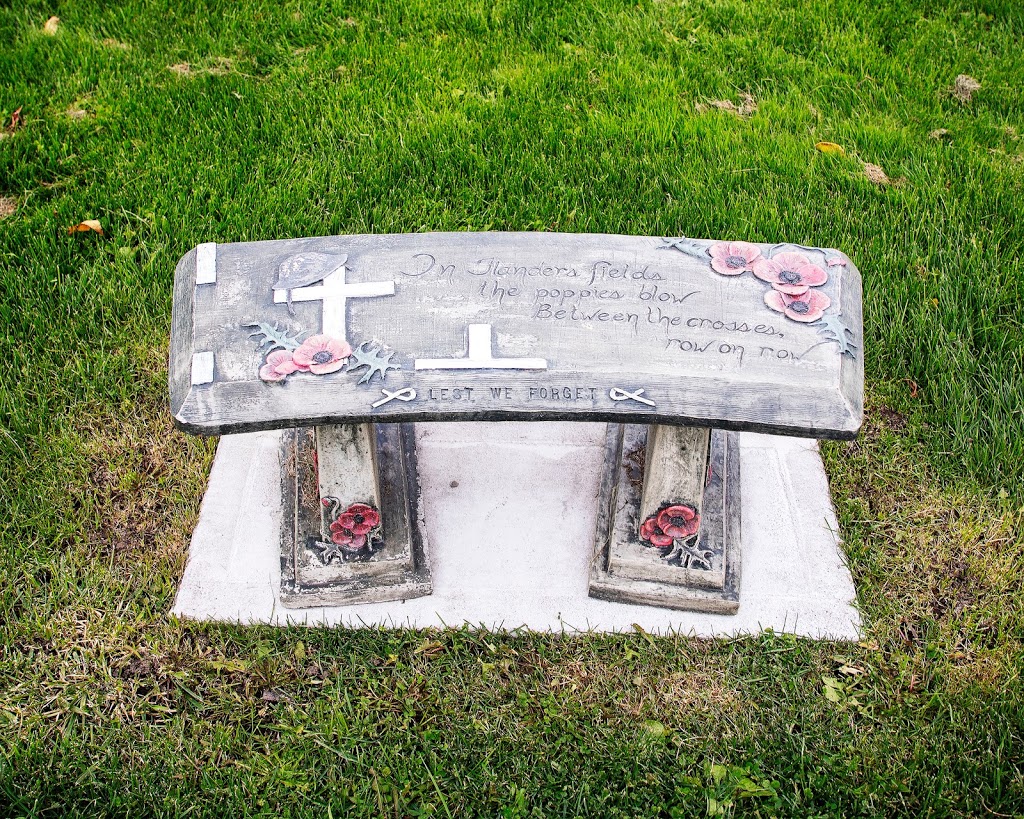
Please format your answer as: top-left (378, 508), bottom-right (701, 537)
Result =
top-left (707, 241), bottom-right (833, 323)
top-left (328, 502), bottom-right (381, 550)
top-left (639, 504), bottom-right (700, 548)
top-left (259, 335), bottom-right (352, 382)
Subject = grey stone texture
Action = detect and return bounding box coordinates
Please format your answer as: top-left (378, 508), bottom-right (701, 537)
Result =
top-left (170, 232), bottom-right (863, 438)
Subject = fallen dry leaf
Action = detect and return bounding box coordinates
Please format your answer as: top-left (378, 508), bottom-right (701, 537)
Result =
top-left (43, 16), bottom-right (59, 35)
top-left (951, 74), bottom-right (981, 103)
top-left (815, 141), bottom-right (845, 155)
top-left (68, 219), bottom-right (103, 235)
top-left (167, 63), bottom-right (192, 75)
top-left (929, 128), bottom-right (951, 141)
top-left (8, 107), bottom-right (22, 132)
top-left (413, 639), bottom-right (445, 658)
top-left (0, 197), bottom-right (16, 219)
top-left (863, 163), bottom-right (891, 185)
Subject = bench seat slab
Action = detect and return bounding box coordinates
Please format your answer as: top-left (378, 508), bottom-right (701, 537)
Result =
top-left (170, 232), bottom-right (863, 440)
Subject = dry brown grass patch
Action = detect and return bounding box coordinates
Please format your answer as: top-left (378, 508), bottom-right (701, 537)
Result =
top-left (169, 58), bottom-right (244, 78)
top-left (950, 74), bottom-right (981, 103)
top-left (69, 399), bottom-right (214, 570)
top-left (863, 163), bottom-right (891, 185)
top-left (617, 669), bottom-right (739, 718)
top-left (695, 93), bottom-right (757, 118)
top-left (828, 400), bottom-right (1023, 694)
top-left (207, 57), bottom-right (235, 76)
top-left (545, 658), bottom-right (740, 724)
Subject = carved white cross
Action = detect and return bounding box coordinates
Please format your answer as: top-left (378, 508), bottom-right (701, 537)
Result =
top-left (415, 324), bottom-right (547, 370)
top-left (273, 262), bottom-right (395, 340)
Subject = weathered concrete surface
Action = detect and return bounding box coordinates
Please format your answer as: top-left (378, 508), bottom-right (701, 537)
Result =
top-left (172, 423), bottom-right (861, 639)
top-left (170, 233), bottom-right (863, 438)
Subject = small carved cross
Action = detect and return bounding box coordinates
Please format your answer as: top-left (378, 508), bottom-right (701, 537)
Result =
top-left (414, 324), bottom-right (547, 370)
top-left (273, 262), bottom-right (395, 341)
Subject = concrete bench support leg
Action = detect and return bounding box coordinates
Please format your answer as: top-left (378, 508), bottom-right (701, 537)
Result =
top-left (590, 424), bottom-right (741, 613)
top-left (279, 422), bottom-right (432, 607)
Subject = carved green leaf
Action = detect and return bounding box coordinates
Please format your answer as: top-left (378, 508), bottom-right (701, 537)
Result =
top-left (659, 236), bottom-right (712, 261)
top-left (812, 313), bottom-right (858, 358)
top-left (346, 341), bottom-right (401, 384)
top-left (242, 322), bottom-right (305, 352)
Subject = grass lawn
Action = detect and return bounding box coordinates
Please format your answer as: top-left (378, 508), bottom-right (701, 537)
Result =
top-left (2, 0), bottom-right (1024, 815)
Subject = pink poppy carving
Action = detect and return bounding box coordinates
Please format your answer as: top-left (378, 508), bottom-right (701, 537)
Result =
top-left (764, 288), bottom-right (832, 322)
top-left (329, 502), bottom-right (381, 547)
top-left (752, 251), bottom-right (828, 295)
top-left (259, 349), bottom-right (305, 382)
top-left (708, 241), bottom-right (762, 276)
top-left (292, 335), bottom-right (352, 375)
top-left (657, 505), bottom-right (700, 539)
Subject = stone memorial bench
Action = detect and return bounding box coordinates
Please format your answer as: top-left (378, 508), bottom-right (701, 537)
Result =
top-left (170, 232), bottom-right (863, 614)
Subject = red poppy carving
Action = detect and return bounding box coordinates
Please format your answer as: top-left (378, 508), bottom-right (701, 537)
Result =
top-left (657, 505), bottom-right (700, 539)
top-left (640, 504), bottom-right (700, 547)
top-left (640, 516), bottom-right (674, 547)
top-left (329, 502), bottom-right (381, 547)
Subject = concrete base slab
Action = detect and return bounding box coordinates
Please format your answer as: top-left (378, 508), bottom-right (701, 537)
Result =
top-left (172, 423), bottom-right (861, 639)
